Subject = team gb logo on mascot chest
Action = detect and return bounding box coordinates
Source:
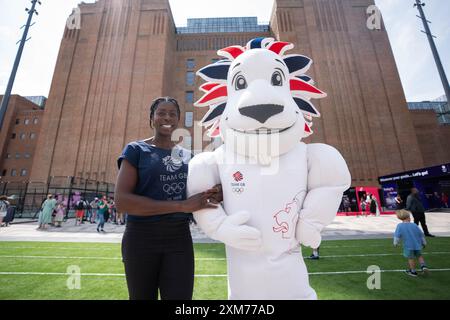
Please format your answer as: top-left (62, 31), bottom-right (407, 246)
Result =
top-left (187, 37), bottom-right (351, 300)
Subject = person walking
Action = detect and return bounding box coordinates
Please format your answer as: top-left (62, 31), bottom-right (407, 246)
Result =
top-left (406, 188), bottom-right (435, 237)
top-left (38, 194), bottom-right (57, 230)
top-left (115, 97), bottom-right (222, 300)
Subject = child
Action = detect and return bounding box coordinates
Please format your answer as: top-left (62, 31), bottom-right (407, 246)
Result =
top-left (394, 209), bottom-right (429, 277)
top-left (54, 203), bottom-right (65, 228)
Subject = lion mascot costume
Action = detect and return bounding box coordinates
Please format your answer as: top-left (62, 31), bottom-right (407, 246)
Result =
top-left (187, 37), bottom-right (351, 300)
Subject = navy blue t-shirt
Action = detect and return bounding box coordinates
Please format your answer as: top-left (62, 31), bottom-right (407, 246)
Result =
top-left (117, 140), bottom-right (192, 222)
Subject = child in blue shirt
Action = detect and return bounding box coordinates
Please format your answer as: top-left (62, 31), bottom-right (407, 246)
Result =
top-left (394, 209), bottom-right (429, 277)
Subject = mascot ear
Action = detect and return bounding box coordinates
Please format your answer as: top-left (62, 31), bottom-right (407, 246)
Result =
top-left (201, 103), bottom-right (226, 124)
top-left (284, 54), bottom-right (312, 75)
top-left (197, 62), bottom-right (231, 83)
top-left (194, 84), bottom-right (228, 107)
top-left (290, 78), bottom-right (327, 99)
top-left (294, 98), bottom-right (321, 117)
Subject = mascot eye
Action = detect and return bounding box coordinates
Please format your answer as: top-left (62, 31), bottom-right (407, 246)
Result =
top-left (235, 75), bottom-right (247, 91)
top-left (271, 71), bottom-right (283, 86)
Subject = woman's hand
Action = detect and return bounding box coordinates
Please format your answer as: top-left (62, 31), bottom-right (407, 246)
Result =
top-left (182, 192), bottom-right (219, 213)
top-left (205, 184), bottom-right (223, 204)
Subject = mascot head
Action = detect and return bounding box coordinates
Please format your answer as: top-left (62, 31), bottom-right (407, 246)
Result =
top-left (194, 37), bottom-right (326, 163)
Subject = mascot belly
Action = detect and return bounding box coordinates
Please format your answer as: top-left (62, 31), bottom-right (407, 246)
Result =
top-left (187, 37), bottom-right (351, 300)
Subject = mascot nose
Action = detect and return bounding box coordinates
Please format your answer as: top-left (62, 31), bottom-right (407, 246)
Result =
top-left (239, 104), bottom-right (284, 124)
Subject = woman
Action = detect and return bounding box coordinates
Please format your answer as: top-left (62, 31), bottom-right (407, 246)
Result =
top-left (38, 194), bottom-right (57, 230)
top-left (115, 97), bottom-right (222, 300)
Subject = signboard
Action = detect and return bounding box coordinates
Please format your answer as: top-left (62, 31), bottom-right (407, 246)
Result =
top-left (379, 163), bottom-right (450, 184)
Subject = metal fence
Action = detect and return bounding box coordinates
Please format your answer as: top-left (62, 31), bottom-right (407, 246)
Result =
top-left (0, 176), bottom-right (115, 219)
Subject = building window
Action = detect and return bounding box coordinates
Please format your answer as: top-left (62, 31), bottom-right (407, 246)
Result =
top-left (24, 118), bottom-right (30, 125)
top-left (186, 59), bottom-right (195, 69)
top-left (25, 153), bottom-right (31, 159)
top-left (186, 71), bottom-right (195, 86)
top-left (186, 91), bottom-right (194, 104)
top-left (185, 112), bottom-right (194, 128)
top-left (33, 117), bottom-right (38, 124)
top-left (6, 153), bottom-right (11, 159)
top-left (30, 133), bottom-right (36, 139)
top-left (11, 133), bottom-right (16, 139)
top-left (15, 153), bottom-right (21, 159)
top-left (15, 119), bottom-right (20, 125)
top-left (20, 133), bottom-right (26, 140)
top-left (11, 169), bottom-right (17, 177)
top-left (1, 170), bottom-right (6, 177)
top-left (20, 169), bottom-right (27, 176)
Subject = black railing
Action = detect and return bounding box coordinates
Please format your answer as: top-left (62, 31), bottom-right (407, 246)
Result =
top-left (0, 176), bottom-right (115, 219)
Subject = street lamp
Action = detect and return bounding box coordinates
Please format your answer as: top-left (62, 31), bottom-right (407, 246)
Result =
top-left (0, 0), bottom-right (42, 130)
top-left (414, 0), bottom-right (450, 113)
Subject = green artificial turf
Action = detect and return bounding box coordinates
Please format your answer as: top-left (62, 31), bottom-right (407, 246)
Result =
top-left (0, 238), bottom-right (449, 300)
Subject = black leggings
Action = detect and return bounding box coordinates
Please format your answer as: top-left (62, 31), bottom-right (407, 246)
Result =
top-left (121, 219), bottom-right (194, 300)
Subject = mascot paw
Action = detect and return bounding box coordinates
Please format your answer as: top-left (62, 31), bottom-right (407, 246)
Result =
top-left (296, 219), bottom-right (322, 248)
top-left (215, 211), bottom-right (262, 251)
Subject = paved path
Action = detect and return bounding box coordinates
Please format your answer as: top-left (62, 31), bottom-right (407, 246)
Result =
top-left (1, 213), bottom-right (449, 243)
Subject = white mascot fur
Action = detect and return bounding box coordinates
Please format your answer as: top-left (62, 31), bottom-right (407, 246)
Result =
top-left (187, 37), bottom-right (351, 300)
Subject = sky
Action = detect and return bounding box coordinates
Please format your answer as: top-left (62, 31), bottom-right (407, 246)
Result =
top-left (0, 0), bottom-right (449, 102)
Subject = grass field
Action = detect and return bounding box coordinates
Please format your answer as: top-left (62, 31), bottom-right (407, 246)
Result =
top-left (0, 238), bottom-right (450, 300)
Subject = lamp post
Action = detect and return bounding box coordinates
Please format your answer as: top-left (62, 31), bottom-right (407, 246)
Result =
top-left (0, 0), bottom-right (42, 130)
top-left (414, 0), bottom-right (450, 114)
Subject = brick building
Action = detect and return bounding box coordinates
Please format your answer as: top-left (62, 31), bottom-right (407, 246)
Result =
top-left (0, 95), bottom-right (44, 184)
top-left (409, 110), bottom-right (450, 168)
top-left (29, 0), bottom-right (440, 186)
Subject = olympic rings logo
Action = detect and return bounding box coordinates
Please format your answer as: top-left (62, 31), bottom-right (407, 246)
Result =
top-left (163, 182), bottom-right (185, 195)
top-left (232, 187), bottom-right (244, 194)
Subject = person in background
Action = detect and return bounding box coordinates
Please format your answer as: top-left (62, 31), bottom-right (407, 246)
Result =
top-left (38, 194), bottom-right (57, 230)
top-left (54, 202), bottom-right (65, 228)
top-left (90, 197), bottom-right (99, 223)
top-left (116, 210), bottom-right (125, 225)
top-left (97, 195), bottom-right (108, 233)
top-left (74, 197), bottom-right (86, 226)
top-left (395, 194), bottom-right (404, 210)
top-left (442, 193), bottom-right (449, 209)
top-left (85, 200), bottom-right (92, 223)
top-left (365, 194), bottom-right (371, 216)
top-left (394, 210), bottom-right (429, 277)
top-left (108, 197), bottom-right (116, 224)
top-left (406, 188), bottom-right (435, 237)
top-left (360, 198), bottom-right (367, 217)
top-left (371, 194), bottom-right (380, 217)
top-left (0, 195), bottom-right (10, 227)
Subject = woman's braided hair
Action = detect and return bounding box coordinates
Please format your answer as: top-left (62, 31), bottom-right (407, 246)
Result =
top-left (149, 97), bottom-right (181, 128)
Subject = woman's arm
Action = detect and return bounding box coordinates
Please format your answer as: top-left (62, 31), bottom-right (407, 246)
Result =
top-left (115, 159), bottom-right (218, 216)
